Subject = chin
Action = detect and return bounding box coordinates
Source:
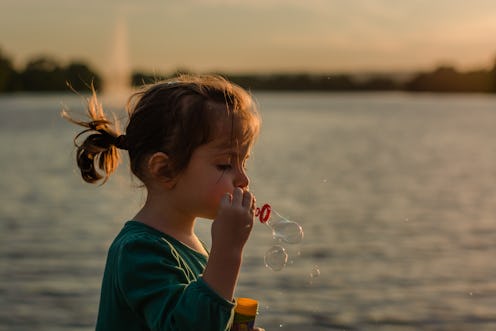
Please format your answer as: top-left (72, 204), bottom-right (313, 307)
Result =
top-left (198, 210), bottom-right (217, 221)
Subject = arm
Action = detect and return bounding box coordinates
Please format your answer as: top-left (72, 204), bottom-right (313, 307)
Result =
top-left (202, 188), bottom-right (255, 301)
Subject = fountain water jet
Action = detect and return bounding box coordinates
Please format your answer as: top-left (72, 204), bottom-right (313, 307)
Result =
top-left (103, 14), bottom-right (132, 109)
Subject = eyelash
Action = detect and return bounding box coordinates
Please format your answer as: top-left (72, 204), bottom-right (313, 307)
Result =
top-left (216, 164), bottom-right (232, 171)
top-left (216, 160), bottom-right (248, 172)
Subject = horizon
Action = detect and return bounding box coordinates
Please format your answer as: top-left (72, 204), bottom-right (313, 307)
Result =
top-left (1, 1), bottom-right (496, 77)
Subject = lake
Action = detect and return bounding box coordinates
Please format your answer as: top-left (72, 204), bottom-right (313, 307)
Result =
top-left (1, 91), bottom-right (496, 331)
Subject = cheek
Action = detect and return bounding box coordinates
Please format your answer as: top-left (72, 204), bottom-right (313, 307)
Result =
top-left (209, 176), bottom-right (234, 204)
top-left (204, 185), bottom-right (231, 218)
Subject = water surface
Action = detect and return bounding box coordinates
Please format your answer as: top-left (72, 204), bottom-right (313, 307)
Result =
top-left (1, 92), bottom-right (496, 330)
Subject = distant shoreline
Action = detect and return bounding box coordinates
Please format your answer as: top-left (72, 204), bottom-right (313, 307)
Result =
top-left (1, 52), bottom-right (495, 94)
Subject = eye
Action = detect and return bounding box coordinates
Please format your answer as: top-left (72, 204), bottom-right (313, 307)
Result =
top-left (216, 164), bottom-right (232, 171)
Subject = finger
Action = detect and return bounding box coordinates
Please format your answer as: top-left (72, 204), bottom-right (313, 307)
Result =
top-left (251, 196), bottom-right (257, 214)
top-left (242, 190), bottom-right (254, 209)
top-left (232, 187), bottom-right (243, 205)
top-left (220, 192), bottom-right (232, 207)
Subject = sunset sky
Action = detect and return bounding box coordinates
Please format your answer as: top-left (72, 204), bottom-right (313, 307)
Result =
top-left (1, 0), bottom-right (496, 76)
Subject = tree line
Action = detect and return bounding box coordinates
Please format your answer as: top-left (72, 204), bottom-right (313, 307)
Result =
top-left (1, 47), bottom-right (496, 93)
top-left (0, 49), bottom-right (102, 92)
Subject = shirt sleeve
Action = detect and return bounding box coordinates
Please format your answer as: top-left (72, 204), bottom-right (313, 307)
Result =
top-left (115, 236), bottom-right (235, 331)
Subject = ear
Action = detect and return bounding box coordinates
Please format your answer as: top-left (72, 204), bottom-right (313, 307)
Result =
top-left (147, 152), bottom-right (177, 188)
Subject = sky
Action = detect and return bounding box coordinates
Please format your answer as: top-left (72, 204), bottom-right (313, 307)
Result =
top-left (1, 0), bottom-right (496, 77)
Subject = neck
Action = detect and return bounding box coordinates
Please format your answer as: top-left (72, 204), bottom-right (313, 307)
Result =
top-left (134, 191), bottom-right (196, 239)
top-left (133, 187), bottom-right (210, 257)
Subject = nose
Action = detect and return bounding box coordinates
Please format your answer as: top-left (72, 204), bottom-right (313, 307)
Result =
top-left (235, 167), bottom-right (250, 189)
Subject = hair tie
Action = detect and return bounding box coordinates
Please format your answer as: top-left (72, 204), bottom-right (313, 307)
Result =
top-left (114, 135), bottom-right (128, 150)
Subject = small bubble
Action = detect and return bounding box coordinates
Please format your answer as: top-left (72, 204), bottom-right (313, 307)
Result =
top-left (306, 265), bottom-right (321, 285)
top-left (279, 323), bottom-right (283, 328)
top-left (310, 265), bottom-right (320, 278)
top-left (322, 178), bottom-right (328, 183)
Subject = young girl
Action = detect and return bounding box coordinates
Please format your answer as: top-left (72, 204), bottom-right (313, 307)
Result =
top-left (64, 74), bottom-right (264, 331)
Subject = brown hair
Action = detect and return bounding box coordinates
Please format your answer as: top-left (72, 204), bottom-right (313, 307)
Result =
top-left (63, 74), bottom-right (260, 185)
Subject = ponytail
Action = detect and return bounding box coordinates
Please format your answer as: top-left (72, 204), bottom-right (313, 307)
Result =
top-left (62, 91), bottom-right (126, 184)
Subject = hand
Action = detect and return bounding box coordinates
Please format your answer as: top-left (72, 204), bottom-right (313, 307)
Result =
top-left (253, 328), bottom-right (265, 331)
top-left (211, 188), bottom-right (256, 253)
top-left (203, 188), bottom-right (256, 300)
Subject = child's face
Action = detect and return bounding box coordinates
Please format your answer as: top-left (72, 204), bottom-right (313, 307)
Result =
top-left (171, 136), bottom-right (252, 220)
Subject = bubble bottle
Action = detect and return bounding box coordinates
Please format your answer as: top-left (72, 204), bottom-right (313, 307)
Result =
top-left (230, 297), bottom-right (258, 331)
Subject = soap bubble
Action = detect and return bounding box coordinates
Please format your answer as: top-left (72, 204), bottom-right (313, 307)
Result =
top-left (270, 216), bottom-right (304, 244)
top-left (256, 206), bottom-right (303, 244)
top-left (256, 203), bottom-right (305, 272)
top-left (264, 245), bottom-right (288, 271)
top-left (310, 265), bottom-right (320, 278)
top-left (307, 265), bottom-right (321, 285)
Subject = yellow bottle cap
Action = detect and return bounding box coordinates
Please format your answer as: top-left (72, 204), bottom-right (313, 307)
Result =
top-left (235, 297), bottom-right (258, 316)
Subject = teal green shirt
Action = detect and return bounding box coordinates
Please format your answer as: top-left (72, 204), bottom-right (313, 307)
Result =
top-left (95, 221), bottom-right (235, 331)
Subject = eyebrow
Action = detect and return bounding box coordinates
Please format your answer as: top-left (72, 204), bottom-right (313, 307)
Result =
top-left (213, 150), bottom-right (249, 158)
top-left (211, 146), bottom-right (251, 159)
top-left (209, 138), bottom-right (252, 157)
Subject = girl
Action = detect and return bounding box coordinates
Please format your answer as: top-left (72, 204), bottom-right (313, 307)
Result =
top-left (64, 74), bottom-right (264, 331)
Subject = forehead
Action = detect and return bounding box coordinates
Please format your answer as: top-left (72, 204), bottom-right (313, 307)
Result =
top-left (208, 111), bottom-right (255, 145)
top-left (207, 137), bottom-right (252, 157)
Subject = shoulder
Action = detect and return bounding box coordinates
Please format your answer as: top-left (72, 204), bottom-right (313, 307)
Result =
top-left (109, 223), bottom-right (177, 289)
top-left (108, 223), bottom-right (206, 295)
top-left (110, 221), bottom-right (174, 262)
top-left (110, 221), bottom-right (203, 279)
